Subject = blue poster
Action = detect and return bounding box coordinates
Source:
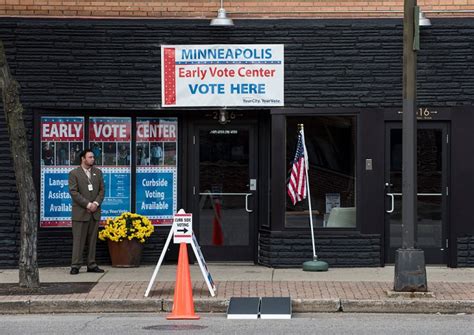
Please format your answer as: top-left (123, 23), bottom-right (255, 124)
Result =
top-left (102, 167), bottom-right (132, 219)
top-left (89, 117), bottom-right (132, 222)
top-left (136, 167), bottom-right (176, 224)
top-left (41, 168), bottom-right (73, 227)
top-left (40, 116), bottom-right (84, 227)
top-left (135, 117), bottom-right (178, 225)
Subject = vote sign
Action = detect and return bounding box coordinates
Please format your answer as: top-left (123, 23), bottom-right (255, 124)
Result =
top-left (89, 118), bottom-right (131, 142)
top-left (173, 213), bottom-right (193, 244)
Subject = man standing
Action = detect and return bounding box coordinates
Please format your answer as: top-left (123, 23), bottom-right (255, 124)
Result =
top-left (68, 149), bottom-right (105, 274)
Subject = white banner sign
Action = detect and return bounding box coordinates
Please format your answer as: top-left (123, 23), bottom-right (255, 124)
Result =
top-left (161, 44), bottom-right (284, 107)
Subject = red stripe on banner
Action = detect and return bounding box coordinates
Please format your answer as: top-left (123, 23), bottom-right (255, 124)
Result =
top-left (40, 220), bottom-right (72, 228)
top-left (151, 218), bottom-right (173, 225)
top-left (164, 48), bottom-right (176, 105)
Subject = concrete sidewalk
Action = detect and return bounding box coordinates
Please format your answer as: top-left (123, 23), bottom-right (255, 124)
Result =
top-left (0, 265), bottom-right (473, 314)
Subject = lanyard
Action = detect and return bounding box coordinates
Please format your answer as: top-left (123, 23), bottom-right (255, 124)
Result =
top-left (84, 168), bottom-right (92, 185)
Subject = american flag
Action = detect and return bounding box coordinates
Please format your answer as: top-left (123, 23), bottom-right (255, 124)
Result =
top-left (287, 130), bottom-right (307, 205)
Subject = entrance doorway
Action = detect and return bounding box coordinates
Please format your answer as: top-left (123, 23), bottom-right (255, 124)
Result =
top-left (191, 122), bottom-right (257, 261)
top-left (384, 122), bottom-right (449, 264)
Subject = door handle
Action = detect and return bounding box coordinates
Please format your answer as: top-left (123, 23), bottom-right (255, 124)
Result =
top-left (245, 193), bottom-right (253, 213)
top-left (386, 193), bottom-right (394, 213)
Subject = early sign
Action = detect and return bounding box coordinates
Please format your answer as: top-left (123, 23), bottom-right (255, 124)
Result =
top-left (173, 212), bottom-right (193, 244)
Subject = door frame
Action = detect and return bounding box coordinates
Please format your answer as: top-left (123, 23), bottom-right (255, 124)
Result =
top-left (188, 118), bottom-right (259, 262)
top-left (384, 121), bottom-right (450, 264)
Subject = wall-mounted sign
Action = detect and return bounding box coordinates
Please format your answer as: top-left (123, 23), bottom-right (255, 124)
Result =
top-left (162, 44), bottom-right (284, 107)
top-left (40, 116), bottom-right (84, 227)
top-left (397, 107), bottom-right (439, 120)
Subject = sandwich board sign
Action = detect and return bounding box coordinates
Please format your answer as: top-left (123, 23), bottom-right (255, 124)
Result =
top-left (144, 209), bottom-right (216, 297)
top-left (191, 234), bottom-right (216, 294)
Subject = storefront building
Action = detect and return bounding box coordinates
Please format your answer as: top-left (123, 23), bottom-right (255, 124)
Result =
top-left (0, 2), bottom-right (473, 268)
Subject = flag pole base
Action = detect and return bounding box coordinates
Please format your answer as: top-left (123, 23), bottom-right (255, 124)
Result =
top-left (302, 260), bottom-right (329, 272)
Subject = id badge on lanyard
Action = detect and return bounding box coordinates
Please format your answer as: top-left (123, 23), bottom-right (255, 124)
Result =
top-left (88, 183), bottom-right (93, 191)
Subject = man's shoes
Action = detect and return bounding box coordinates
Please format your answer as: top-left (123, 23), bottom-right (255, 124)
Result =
top-left (87, 266), bottom-right (105, 273)
top-left (70, 268), bottom-right (79, 275)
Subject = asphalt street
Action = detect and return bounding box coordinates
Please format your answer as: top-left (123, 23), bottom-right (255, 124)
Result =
top-left (0, 313), bottom-right (472, 335)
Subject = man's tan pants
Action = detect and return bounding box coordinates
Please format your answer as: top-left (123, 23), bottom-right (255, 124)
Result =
top-left (71, 218), bottom-right (99, 269)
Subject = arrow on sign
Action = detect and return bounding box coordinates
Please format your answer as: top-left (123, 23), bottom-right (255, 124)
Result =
top-left (177, 228), bottom-right (188, 234)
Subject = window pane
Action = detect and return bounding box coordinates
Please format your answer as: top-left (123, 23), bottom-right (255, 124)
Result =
top-left (40, 116), bottom-right (84, 228)
top-left (285, 116), bottom-right (356, 228)
top-left (135, 118), bottom-right (178, 225)
top-left (89, 117), bottom-right (132, 221)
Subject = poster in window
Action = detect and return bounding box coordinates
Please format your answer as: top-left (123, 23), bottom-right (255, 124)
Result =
top-left (89, 117), bottom-right (132, 221)
top-left (135, 118), bottom-right (177, 225)
top-left (40, 117), bottom-right (84, 227)
top-left (325, 193), bottom-right (341, 214)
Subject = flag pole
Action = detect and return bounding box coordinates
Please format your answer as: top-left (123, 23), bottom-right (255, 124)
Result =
top-left (299, 124), bottom-right (329, 272)
top-left (299, 124), bottom-right (317, 261)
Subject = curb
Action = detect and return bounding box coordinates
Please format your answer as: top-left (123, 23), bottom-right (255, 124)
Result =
top-left (1, 298), bottom-right (473, 314)
top-left (0, 300), bottom-right (30, 314)
top-left (341, 299), bottom-right (474, 314)
top-left (28, 299), bottom-right (163, 314)
top-left (292, 299), bottom-right (341, 313)
top-left (163, 298), bottom-right (228, 313)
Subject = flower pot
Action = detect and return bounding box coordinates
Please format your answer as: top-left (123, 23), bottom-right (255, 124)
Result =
top-left (107, 239), bottom-right (143, 267)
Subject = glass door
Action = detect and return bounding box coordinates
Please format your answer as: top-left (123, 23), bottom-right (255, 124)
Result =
top-left (192, 123), bottom-right (257, 261)
top-left (385, 122), bottom-right (449, 264)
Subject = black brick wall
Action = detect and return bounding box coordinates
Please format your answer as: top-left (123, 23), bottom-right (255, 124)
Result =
top-left (0, 18), bottom-right (472, 268)
top-left (0, 19), bottom-right (472, 110)
top-left (457, 236), bottom-right (474, 267)
top-left (259, 231), bottom-right (382, 267)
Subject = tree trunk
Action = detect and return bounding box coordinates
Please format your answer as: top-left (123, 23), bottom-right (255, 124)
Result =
top-left (0, 41), bottom-right (40, 288)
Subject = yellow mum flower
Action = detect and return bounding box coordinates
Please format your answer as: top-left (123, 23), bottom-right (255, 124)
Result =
top-left (98, 212), bottom-right (154, 243)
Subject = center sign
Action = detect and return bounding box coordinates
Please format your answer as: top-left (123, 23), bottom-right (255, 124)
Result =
top-left (161, 44), bottom-right (284, 107)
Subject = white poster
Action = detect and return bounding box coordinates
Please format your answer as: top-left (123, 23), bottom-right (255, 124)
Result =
top-left (161, 44), bottom-right (284, 107)
top-left (325, 193), bottom-right (341, 214)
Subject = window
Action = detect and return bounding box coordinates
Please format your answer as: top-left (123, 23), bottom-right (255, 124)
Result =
top-left (285, 116), bottom-right (356, 228)
top-left (39, 115), bottom-right (178, 228)
top-left (40, 116), bottom-right (85, 227)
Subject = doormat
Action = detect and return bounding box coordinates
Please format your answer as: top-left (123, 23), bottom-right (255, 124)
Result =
top-left (0, 282), bottom-right (97, 296)
top-left (227, 297), bottom-right (260, 319)
top-left (227, 297), bottom-right (292, 320)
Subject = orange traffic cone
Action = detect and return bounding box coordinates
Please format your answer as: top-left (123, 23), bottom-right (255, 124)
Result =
top-left (166, 243), bottom-right (200, 320)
